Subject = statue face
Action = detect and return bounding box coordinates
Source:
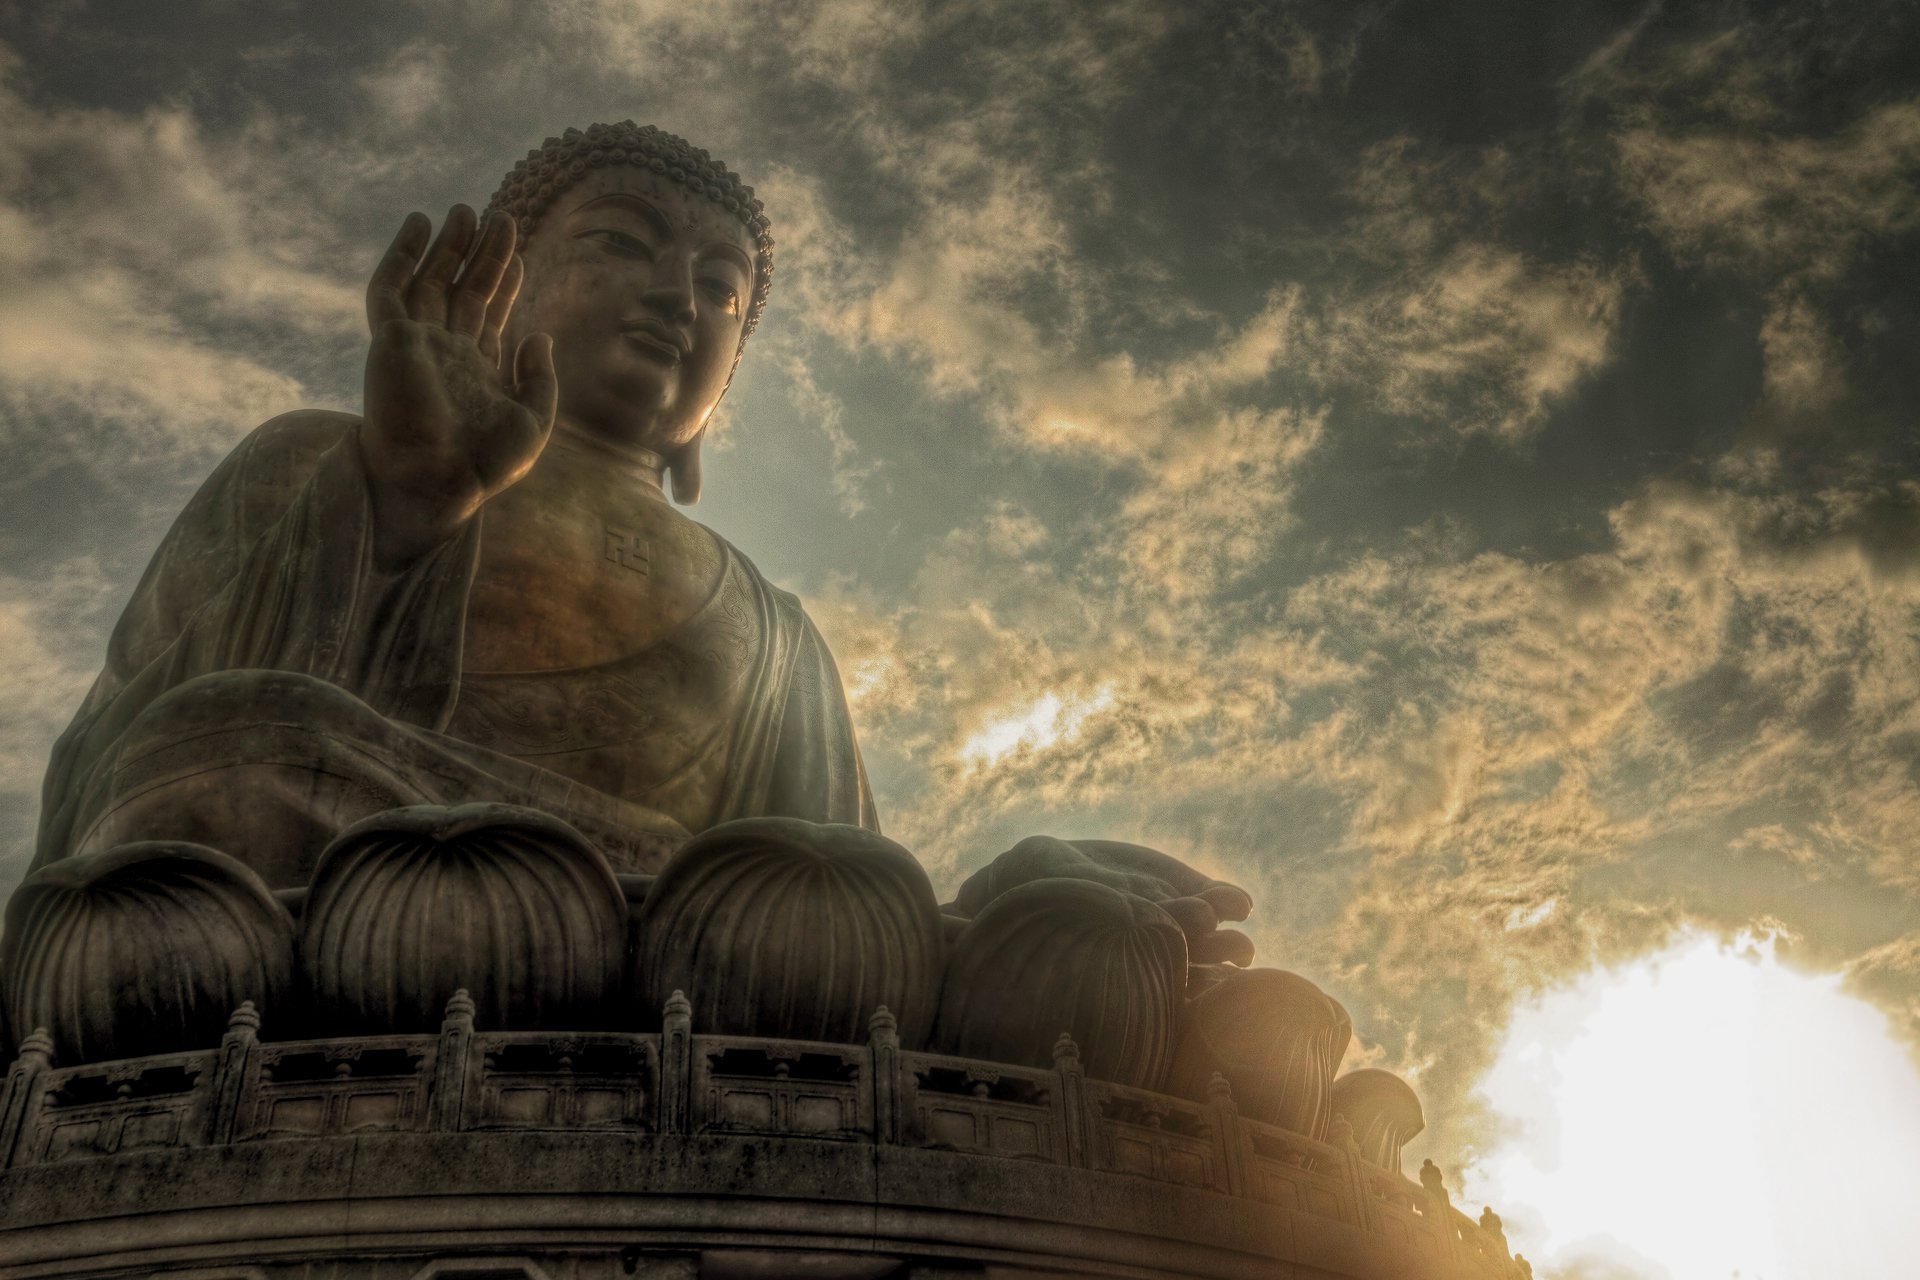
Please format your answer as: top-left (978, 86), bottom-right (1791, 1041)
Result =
top-left (507, 167), bottom-right (756, 454)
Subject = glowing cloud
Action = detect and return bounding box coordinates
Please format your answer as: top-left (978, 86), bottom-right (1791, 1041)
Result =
top-left (960, 686), bottom-right (1117, 768)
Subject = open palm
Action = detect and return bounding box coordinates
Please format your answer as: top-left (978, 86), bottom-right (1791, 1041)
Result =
top-left (360, 205), bottom-right (557, 564)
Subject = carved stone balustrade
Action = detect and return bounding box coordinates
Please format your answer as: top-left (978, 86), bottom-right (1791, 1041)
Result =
top-left (0, 995), bottom-right (1529, 1280)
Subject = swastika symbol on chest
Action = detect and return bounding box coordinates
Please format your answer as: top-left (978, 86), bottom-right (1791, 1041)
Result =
top-left (603, 526), bottom-right (652, 576)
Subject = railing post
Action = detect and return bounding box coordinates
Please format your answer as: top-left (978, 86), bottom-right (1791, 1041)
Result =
top-left (1478, 1206), bottom-right (1513, 1267)
top-left (429, 989), bottom-right (475, 1132)
top-left (659, 990), bottom-right (692, 1135)
top-left (869, 1006), bottom-right (900, 1145)
top-left (206, 1002), bottom-right (260, 1145)
top-left (1419, 1159), bottom-right (1461, 1259)
top-left (1052, 1033), bottom-right (1090, 1169)
top-left (1206, 1072), bottom-right (1248, 1197)
top-left (1330, 1113), bottom-right (1375, 1233)
top-left (0, 1029), bottom-right (55, 1169)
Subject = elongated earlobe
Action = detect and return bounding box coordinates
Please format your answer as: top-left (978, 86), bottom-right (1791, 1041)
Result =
top-left (668, 432), bottom-right (703, 504)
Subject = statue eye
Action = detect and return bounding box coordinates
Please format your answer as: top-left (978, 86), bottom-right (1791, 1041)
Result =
top-left (701, 277), bottom-right (740, 315)
top-left (581, 228), bottom-right (654, 258)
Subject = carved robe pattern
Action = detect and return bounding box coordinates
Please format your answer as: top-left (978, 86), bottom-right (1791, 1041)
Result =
top-left (34, 411), bottom-right (877, 885)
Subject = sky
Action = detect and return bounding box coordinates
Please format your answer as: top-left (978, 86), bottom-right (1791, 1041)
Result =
top-left (0, 1), bottom-right (1917, 1274)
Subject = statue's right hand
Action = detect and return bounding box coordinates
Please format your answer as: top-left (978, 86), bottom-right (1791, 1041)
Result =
top-left (360, 206), bottom-right (558, 565)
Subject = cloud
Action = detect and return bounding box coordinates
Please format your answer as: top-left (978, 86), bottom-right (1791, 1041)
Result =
top-left (1115, 405), bottom-right (1325, 600)
top-left (0, 47), bottom-right (362, 474)
top-left (1573, 26), bottom-right (1920, 284)
top-left (0, 560), bottom-right (120, 901)
top-left (770, 347), bottom-right (881, 515)
top-left (1289, 245), bottom-right (1629, 442)
top-left (1615, 98), bottom-right (1920, 281)
top-left (1757, 285), bottom-right (1848, 417)
top-left (1850, 932), bottom-right (1920, 1052)
top-left (804, 455), bottom-right (1920, 1168)
top-left (356, 41), bottom-right (453, 133)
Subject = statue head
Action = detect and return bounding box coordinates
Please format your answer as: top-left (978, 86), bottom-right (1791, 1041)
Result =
top-left (485, 123), bottom-right (775, 502)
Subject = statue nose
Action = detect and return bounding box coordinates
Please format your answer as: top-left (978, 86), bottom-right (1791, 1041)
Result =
top-left (643, 259), bottom-right (698, 327)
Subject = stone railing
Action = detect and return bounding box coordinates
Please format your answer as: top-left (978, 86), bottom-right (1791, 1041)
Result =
top-left (0, 996), bottom-right (1527, 1280)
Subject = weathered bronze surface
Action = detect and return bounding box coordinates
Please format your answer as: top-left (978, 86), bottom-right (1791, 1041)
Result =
top-left (33, 126), bottom-right (871, 889)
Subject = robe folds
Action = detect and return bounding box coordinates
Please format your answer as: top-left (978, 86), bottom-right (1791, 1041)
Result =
top-left (34, 411), bottom-right (877, 888)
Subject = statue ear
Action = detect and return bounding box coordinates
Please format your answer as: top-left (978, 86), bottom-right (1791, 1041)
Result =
top-left (668, 431), bottom-right (703, 505)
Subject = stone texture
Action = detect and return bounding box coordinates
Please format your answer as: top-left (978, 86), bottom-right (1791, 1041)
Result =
top-left (633, 817), bottom-right (945, 1045)
top-left (1169, 967), bottom-right (1353, 1138)
top-left (931, 878), bottom-right (1187, 1089)
top-left (0, 914), bottom-right (1492, 1280)
top-left (299, 804), bottom-right (626, 1033)
top-left (0, 1021), bottom-right (1505, 1280)
top-left (0, 841), bottom-right (294, 1062)
top-left (951, 836), bottom-right (1255, 966)
top-left (1332, 1067), bottom-right (1426, 1175)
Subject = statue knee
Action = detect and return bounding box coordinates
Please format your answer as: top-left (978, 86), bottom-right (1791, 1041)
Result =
top-left (133, 670), bottom-right (371, 743)
top-left (79, 672), bottom-right (404, 888)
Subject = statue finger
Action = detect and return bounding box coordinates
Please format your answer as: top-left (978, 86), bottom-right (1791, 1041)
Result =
top-left (1189, 929), bottom-right (1256, 967)
top-left (480, 254), bottom-right (526, 370)
top-left (448, 210), bottom-right (516, 338)
top-left (1198, 883), bottom-right (1253, 923)
top-left (511, 332), bottom-right (559, 429)
top-left (407, 204), bottom-right (478, 325)
top-left (366, 212), bottom-right (430, 333)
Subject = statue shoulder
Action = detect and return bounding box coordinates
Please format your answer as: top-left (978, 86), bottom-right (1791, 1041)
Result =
top-left (229, 408), bottom-right (359, 492)
top-left (236, 406), bottom-right (359, 455)
top-left (204, 409), bottom-right (361, 544)
top-left (704, 531), bottom-right (808, 625)
top-left (103, 410), bottom-right (365, 676)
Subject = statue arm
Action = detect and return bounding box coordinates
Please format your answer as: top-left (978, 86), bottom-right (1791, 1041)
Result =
top-left (763, 612), bottom-right (881, 833)
top-left (34, 410), bottom-right (480, 867)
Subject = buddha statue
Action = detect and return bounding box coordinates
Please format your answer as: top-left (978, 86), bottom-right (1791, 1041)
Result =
top-left (9, 128), bottom-right (1425, 1159)
top-left (31, 122), bottom-right (875, 888)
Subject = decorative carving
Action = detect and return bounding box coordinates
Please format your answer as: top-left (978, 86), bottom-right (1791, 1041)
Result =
top-left (410, 1258), bottom-right (557, 1280)
top-left (1329, 1067), bottom-right (1425, 1175)
top-left (407, 1258), bottom-right (552, 1280)
top-left (931, 879), bottom-right (1187, 1090)
top-left (949, 836), bottom-right (1254, 966)
top-left (299, 804), bottom-right (626, 1034)
top-left (1167, 967), bottom-right (1352, 1138)
top-left (603, 525), bottom-right (652, 574)
top-left (632, 818), bottom-right (945, 1045)
top-left (0, 1012), bottom-right (1525, 1274)
top-left (0, 842), bottom-right (294, 1063)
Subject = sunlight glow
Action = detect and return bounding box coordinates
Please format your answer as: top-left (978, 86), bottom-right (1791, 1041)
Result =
top-left (1504, 897), bottom-right (1558, 931)
top-left (960, 685), bottom-right (1115, 767)
top-left (844, 656), bottom-right (893, 709)
top-left (1464, 930), bottom-right (1920, 1280)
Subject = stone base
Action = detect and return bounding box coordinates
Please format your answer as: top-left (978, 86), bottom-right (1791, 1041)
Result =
top-left (0, 1012), bottom-right (1517, 1280)
top-left (0, 1130), bottom-right (1457, 1280)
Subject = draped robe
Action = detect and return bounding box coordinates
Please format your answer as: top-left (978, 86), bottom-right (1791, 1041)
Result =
top-left (33, 411), bottom-right (877, 887)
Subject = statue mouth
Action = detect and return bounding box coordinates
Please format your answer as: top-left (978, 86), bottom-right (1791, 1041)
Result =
top-left (621, 322), bottom-right (686, 364)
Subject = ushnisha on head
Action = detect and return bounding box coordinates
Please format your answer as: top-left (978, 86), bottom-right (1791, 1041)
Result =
top-left (484, 122), bottom-right (774, 345)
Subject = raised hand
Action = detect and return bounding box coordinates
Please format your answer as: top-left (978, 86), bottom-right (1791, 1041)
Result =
top-left (360, 205), bottom-right (558, 566)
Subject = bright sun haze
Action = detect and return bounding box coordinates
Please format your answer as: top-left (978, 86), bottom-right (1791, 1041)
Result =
top-left (1465, 931), bottom-right (1920, 1280)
